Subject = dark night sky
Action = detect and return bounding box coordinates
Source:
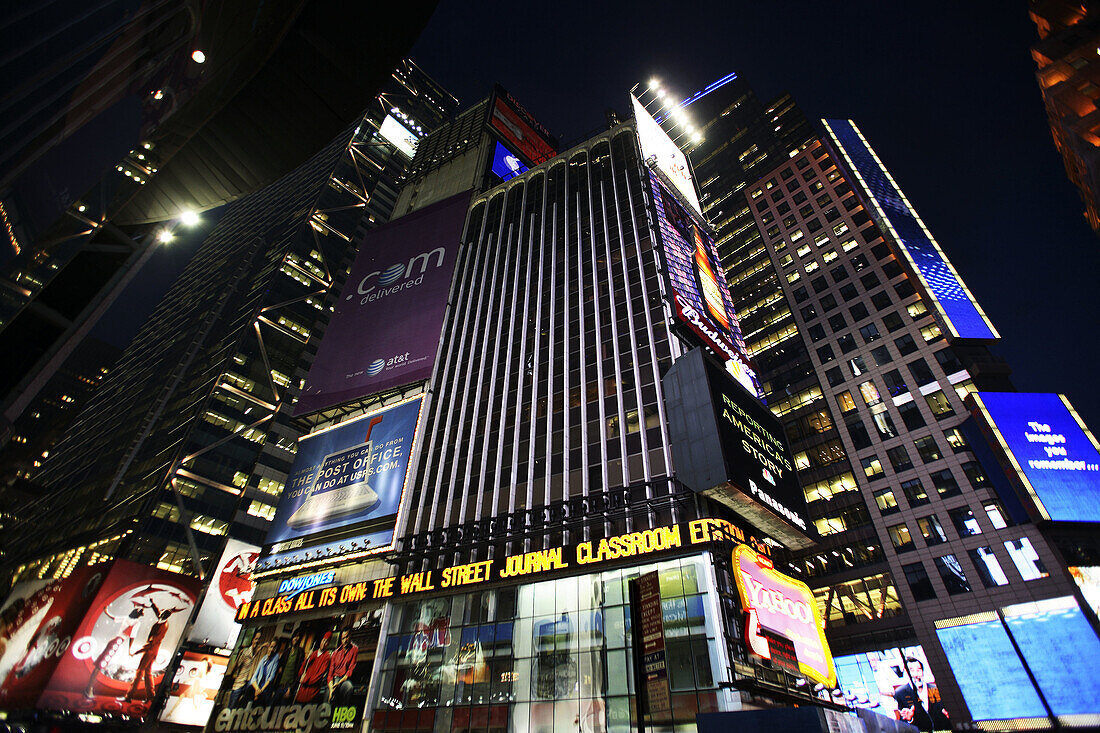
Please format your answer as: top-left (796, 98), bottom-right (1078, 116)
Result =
top-left (411, 1), bottom-right (1100, 428)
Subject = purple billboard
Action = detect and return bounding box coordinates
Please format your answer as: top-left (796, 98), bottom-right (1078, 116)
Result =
top-left (296, 191), bottom-right (471, 415)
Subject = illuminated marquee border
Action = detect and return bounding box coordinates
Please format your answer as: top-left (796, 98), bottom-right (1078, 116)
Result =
top-left (823, 119), bottom-right (999, 341)
top-left (731, 544), bottom-right (835, 686)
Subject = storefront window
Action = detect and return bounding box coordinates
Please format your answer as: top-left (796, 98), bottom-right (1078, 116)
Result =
top-left (370, 555), bottom-right (720, 732)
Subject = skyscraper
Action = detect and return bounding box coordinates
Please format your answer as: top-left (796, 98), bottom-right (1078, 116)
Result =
top-left (684, 71), bottom-right (1100, 728)
top-left (0, 61), bottom-right (456, 726)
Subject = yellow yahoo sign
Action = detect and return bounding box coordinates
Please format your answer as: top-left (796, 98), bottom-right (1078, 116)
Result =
top-left (733, 544), bottom-right (835, 686)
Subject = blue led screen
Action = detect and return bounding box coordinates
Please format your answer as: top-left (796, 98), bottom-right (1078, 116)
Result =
top-left (976, 392), bottom-right (1100, 522)
top-left (1003, 598), bottom-right (1100, 716)
top-left (935, 616), bottom-right (1045, 721)
top-left (491, 140), bottom-right (528, 181)
top-left (826, 119), bottom-right (996, 340)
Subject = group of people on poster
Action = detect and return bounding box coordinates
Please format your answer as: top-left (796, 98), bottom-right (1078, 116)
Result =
top-left (831, 646), bottom-right (950, 732)
top-left (226, 621), bottom-right (360, 710)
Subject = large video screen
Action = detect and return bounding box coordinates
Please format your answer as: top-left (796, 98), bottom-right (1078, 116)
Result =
top-left (260, 396), bottom-right (423, 571)
top-left (971, 392), bottom-right (1100, 522)
top-left (632, 95), bottom-right (701, 213)
top-left (935, 596), bottom-right (1100, 722)
top-left (833, 645), bottom-right (950, 732)
top-left (487, 87), bottom-right (557, 167)
top-left (297, 191), bottom-right (470, 415)
top-left (825, 119), bottom-right (997, 340)
top-left (491, 141), bottom-right (528, 181)
top-left (648, 171), bottom-right (756, 395)
top-left (379, 115), bottom-right (419, 159)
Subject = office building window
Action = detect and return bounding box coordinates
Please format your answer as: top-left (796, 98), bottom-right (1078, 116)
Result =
top-left (901, 478), bottom-right (929, 507)
top-left (961, 461), bottom-right (990, 489)
top-left (801, 304), bottom-right (818, 321)
top-left (949, 507), bottom-right (982, 536)
top-left (943, 427), bottom-right (969, 453)
top-left (871, 345), bottom-right (893, 366)
top-left (897, 402), bottom-right (926, 430)
top-left (817, 345), bottom-right (835, 363)
top-left (793, 286), bottom-right (809, 302)
top-left (930, 469), bottom-right (961, 498)
top-left (859, 323), bottom-right (881, 343)
top-left (882, 311), bottom-right (904, 332)
top-left (908, 358), bottom-right (935, 385)
top-left (836, 391), bottom-right (857, 413)
top-left (829, 314), bottom-right (847, 332)
top-left (924, 390), bottom-right (954, 419)
top-left (850, 303), bottom-right (870, 322)
top-left (934, 349), bottom-right (965, 375)
top-left (861, 455), bottom-right (885, 479)
top-left (917, 515), bottom-right (948, 545)
top-left (861, 272), bottom-right (881, 289)
top-left (872, 409), bottom-right (898, 439)
top-left (858, 381), bottom-right (882, 407)
top-left (903, 562), bottom-right (936, 601)
top-left (887, 445), bottom-right (913, 473)
top-left (968, 547), bottom-right (1010, 587)
top-left (934, 555), bottom-right (971, 595)
top-left (847, 419), bottom-right (873, 450)
top-left (895, 334), bottom-right (918, 356)
top-left (838, 334), bottom-right (857, 353)
top-left (875, 489), bottom-right (901, 515)
top-left (825, 367), bottom-right (844, 387)
top-left (888, 523), bottom-right (915, 551)
top-left (913, 435), bottom-right (942, 463)
top-left (984, 501), bottom-right (1010, 529)
top-left (882, 369), bottom-right (908, 397)
top-left (848, 356), bottom-right (868, 376)
top-left (871, 291), bottom-right (892, 310)
top-left (821, 294), bottom-right (838, 311)
top-left (1005, 538), bottom-right (1048, 580)
top-left (839, 283), bottom-right (858, 301)
top-left (809, 324), bottom-right (827, 342)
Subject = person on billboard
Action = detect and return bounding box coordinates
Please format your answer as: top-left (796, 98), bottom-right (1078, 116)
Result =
top-left (123, 599), bottom-right (189, 701)
top-left (81, 592), bottom-right (159, 699)
top-left (893, 656), bottom-right (949, 732)
top-left (274, 637), bottom-right (304, 703)
top-left (295, 631), bottom-right (333, 704)
top-left (229, 639), bottom-right (281, 707)
top-left (11, 616), bottom-right (61, 678)
top-left (164, 657), bottom-right (215, 720)
top-left (327, 628), bottom-right (358, 704)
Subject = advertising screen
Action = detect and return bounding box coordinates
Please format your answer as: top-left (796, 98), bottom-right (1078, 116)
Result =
top-left (824, 119), bottom-right (997, 340)
top-left (39, 560), bottom-right (200, 718)
top-left (649, 172), bottom-right (756, 393)
top-left (188, 539), bottom-right (259, 649)
top-left (631, 95), bottom-right (701, 213)
top-left (262, 397), bottom-right (423, 568)
top-left (490, 141), bottom-right (528, 181)
top-left (0, 566), bottom-right (106, 710)
top-left (296, 191), bottom-right (470, 415)
top-left (733, 545), bottom-right (833, 686)
top-left (833, 645), bottom-right (950, 732)
top-left (159, 651), bottom-right (228, 726)
top-left (487, 87), bottom-right (557, 167)
top-left (935, 596), bottom-right (1100, 722)
top-left (210, 611), bottom-right (375, 733)
top-left (379, 115), bottom-right (419, 158)
top-left (970, 392), bottom-right (1100, 523)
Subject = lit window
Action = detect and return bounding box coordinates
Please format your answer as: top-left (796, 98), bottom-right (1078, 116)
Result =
top-left (968, 547), bottom-right (1009, 587)
top-left (934, 555), bottom-right (970, 595)
top-left (917, 515), bottom-right (947, 545)
top-left (1004, 538), bottom-right (1048, 580)
top-left (861, 455), bottom-right (885, 479)
top-left (984, 501), bottom-right (1009, 529)
top-left (887, 523), bottom-right (914, 551)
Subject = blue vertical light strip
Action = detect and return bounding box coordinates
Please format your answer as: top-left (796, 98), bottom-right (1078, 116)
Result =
top-left (823, 119), bottom-right (999, 340)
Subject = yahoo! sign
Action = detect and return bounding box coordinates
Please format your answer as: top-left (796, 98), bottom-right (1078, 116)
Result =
top-left (733, 544), bottom-right (834, 685)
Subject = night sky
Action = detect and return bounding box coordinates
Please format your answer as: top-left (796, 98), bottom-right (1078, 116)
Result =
top-left (412, 2), bottom-right (1100, 427)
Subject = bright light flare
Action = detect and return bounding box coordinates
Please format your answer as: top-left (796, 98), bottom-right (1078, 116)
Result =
top-left (178, 210), bottom-right (200, 227)
top-left (191, 50), bottom-right (206, 64)
top-left (156, 229), bottom-right (174, 243)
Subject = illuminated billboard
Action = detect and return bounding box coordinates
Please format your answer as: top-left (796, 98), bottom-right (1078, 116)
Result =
top-left (733, 545), bottom-right (834, 686)
top-left (935, 596), bottom-right (1100, 722)
top-left (833, 645), bottom-right (951, 732)
top-left (187, 539), bottom-right (259, 649)
top-left (649, 171), bottom-right (756, 393)
top-left (0, 567), bottom-right (105, 710)
top-left (632, 94), bottom-right (701, 213)
top-left (825, 119), bottom-right (998, 340)
top-left (969, 392), bottom-right (1100, 523)
top-left (379, 114), bottom-right (419, 158)
top-left (1069, 566), bottom-right (1100, 619)
top-left (487, 86), bottom-right (557, 167)
top-left (297, 191), bottom-right (470, 415)
top-left (39, 560), bottom-right (200, 718)
top-left (159, 651), bottom-right (228, 727)
top-left (260, 396), bottom-right (424, 571)
top-left (209, 612), bottom-right (373, 733)
top-left (490, 140), bottom-right (528, 181)
top-left (664, 348), bottom-right (811, 548)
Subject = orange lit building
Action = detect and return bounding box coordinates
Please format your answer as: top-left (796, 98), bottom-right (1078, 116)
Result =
top-left (1030, 0), bottom-right (1100, 235)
